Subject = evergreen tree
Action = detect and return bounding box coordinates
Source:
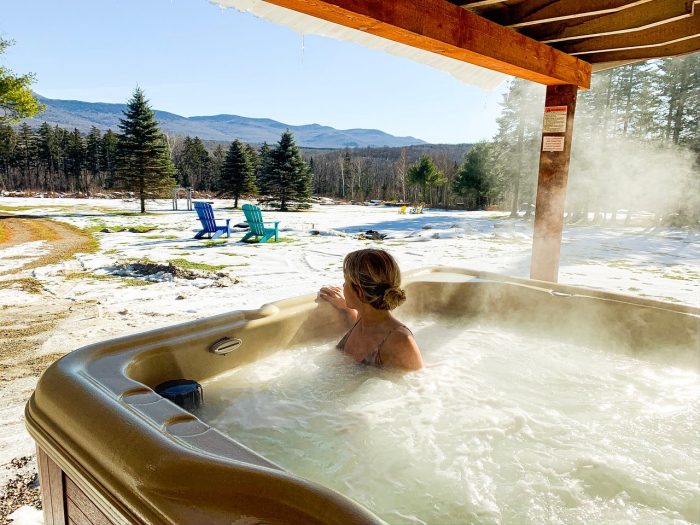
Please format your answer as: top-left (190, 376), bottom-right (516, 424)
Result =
top-left (256, 142), bottom-right (273, 195)
top-left (210, 144), bottom-right (226, 191)
top-left (260, 130), bottom-right (312, 211)
top-left (407, 153), bottom-right (446, 204)
top-left (453, 142), bottom-right (497, 210)
top-left (220, 139), bottom-right (256, 208)
top-left (85, 126), bottom-right (102, 186)
top-left (15, 123), bottom-right (36, 189)
top-left (100, 129), bottom-right (119, 188)
top-left (115, 88), bottom-right (176, 212)
top-left (36, 123), bottom-right (58, 191)
top-left (0, 124), bottom-right (16, 189)
top-left (66, 128), bottom-right (85, 192)
top-left (244, 144), bottom-right (259, 178)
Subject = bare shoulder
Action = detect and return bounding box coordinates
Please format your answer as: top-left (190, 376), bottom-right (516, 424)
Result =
top-left (382, 326), bottom-right (423, 371)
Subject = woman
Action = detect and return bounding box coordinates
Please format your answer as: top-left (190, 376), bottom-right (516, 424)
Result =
top-left (320, 249), bottom-right (423, 371)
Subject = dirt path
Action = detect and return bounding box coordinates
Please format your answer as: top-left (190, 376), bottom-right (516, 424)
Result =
top-left (0, 215), bottom-right (95, 276)
top-left (0, 215), bottom-right (95, 523)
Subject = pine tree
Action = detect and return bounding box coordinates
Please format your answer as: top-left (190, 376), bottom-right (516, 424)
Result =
top-left (261, 130), bottom-right (312, 211)
top-left (0, 124), bottom-right (16, 190)
top-left (115, 88), bottom-right (176, 212)
top-left (244, 144), bottom-right (259, 178)
top-left (15, 123), bottom-right (37, 189)
top-left (220, 139), bottom-right (256, 208)
top-left (453, 142), bottom-right (496, 210)
top-left (100, 129), bottom-right (118, 188)
top-left (85, 126), bottom-right (102, 187)
top-left (256, 142), bottom-right (273, 196)
top-left (407, 153), bottom-right (446, 205)
top-left (36, 123), bottom-right (58, 191)
top-left (66, 128), bottom-right (85, 192)
top-left (210, 144), bottom-right (226, 191)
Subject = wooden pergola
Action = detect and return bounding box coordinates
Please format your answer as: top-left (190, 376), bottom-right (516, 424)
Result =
top-left (222, 0), bottom-right (699, 282)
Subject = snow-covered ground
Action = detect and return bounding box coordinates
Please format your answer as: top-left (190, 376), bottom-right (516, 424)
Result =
top-left (0, 197), bottom-right (698, 503)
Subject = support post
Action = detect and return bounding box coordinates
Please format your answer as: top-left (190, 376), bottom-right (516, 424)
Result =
top-left (530, 84), bottom-right (578, 282)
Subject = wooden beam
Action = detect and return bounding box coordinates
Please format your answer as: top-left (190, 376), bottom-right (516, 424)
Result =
top-left (471, 0), bottom-right (652, 28)
top-left (521, 0), bottom-right (695, 44)
top-left (257, 0), bottom-right (591, 88)
top-left (563, 10), bottom-right (700, 54)
top-left (591, 58), bottom-right (647, 71)
top-left (579, 35), bottom-right (700, 62)
top-left (530, 84), bottom-right (578, 283)
top-left (447, 0), bottom-right (503, 7)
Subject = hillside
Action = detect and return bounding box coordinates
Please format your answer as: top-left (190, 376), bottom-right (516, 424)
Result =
top-left (19, 94), bottom-right (428, 149)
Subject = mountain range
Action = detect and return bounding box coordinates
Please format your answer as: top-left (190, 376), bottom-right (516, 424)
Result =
top-left (19, 94), bottom-right (427, 149)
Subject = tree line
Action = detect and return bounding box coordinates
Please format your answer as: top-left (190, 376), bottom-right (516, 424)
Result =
top-left (462, 54), bottom-right (700, 224)
top-left (2, 48), bottom-right (698, 222)
top-left (0, 89), bottom-right (313, 212)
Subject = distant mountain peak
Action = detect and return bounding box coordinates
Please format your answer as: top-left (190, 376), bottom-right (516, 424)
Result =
top-left (22, 94), bottom-right (428, 148)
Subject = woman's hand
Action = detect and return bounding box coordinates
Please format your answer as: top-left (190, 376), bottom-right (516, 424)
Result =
top-left (320, 285), bottom-right (358, 323)
top-left (319, 285), bottom-right (347, 310)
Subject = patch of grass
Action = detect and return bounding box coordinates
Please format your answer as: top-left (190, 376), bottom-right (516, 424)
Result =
top-left (607, 260), bottom-right (635, 269)
top-left (628, 287), bottom-right (641, 292)
top-left (167, 258), bottom-right (228, 271)
top-left (83, 223), bottom-right (108, 233)
top-left (664, 274), bottom-right (691, 281)
top-left (65, 271), bottom-right (155, 287)
top-left (109, 211), bottom-right (159, 217)
top-left (242, 237), bottom-right (292, 244)
top-left (0, 205), bottom-right (44, 213)
top-left (105, 249), bottom-right (117, 255)
top-left (203, 240), bottom-right (228, 247)
top-left (121, 278), bottom-right (155, 287)
top-left (145, 235), bottom-right (179, 240)
top-left (0, 277), bottom-right (43, 294)
top-left (66, 272), bottom-right (113, 281)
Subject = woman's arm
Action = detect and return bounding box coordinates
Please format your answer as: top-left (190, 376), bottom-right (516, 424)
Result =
top-left (320, 286), bottom-right (358, 323)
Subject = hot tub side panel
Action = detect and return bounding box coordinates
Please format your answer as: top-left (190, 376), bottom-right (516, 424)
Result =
top-left (401, 277), bottom-right (699, 370)
top-left (27, 296), bottom-right (383, 525)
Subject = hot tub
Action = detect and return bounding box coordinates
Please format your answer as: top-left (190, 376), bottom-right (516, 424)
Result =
top-left (26, 267), bottom-right (699, 525)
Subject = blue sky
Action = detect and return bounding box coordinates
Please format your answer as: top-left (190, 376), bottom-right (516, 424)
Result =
top-left (1, 0), bottom-right (511, 144)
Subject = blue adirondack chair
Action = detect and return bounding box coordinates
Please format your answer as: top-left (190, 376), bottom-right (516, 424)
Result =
top-left (241, 204), bottom-right (280, 243)
top-left (193, 201), bottom-right (231, 239)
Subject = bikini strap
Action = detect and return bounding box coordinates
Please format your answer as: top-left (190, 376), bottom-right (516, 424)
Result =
top-left (337, 317), bottom-right (361, 351)
top-left (374, 324), bottom-right (410, 364)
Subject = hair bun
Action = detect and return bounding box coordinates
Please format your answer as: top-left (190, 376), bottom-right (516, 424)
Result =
top-left (383, 287), bottom-right (407, 310)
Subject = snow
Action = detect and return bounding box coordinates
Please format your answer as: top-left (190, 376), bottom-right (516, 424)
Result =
top-left (0, 196), bottom-right (698, 487)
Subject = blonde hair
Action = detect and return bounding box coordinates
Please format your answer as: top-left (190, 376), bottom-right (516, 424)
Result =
top-left (343, 249), bottom-right (406, 310)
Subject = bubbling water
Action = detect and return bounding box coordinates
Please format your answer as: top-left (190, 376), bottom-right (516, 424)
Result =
top-left (197, 317), bottom-right (700, 525)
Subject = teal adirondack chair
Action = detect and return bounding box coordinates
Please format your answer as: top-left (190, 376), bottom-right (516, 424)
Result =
top-left (194, 201), bottom-right (231, 239)
top-left (241, 204), bottom-right (280, 243)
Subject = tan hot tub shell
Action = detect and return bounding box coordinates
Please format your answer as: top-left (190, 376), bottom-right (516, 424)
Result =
top-left (25, 267), bottom-right (700, 525)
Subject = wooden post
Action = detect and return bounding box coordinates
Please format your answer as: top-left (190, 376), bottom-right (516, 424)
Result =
top-left (530, 84), bottom-right (578, 282)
